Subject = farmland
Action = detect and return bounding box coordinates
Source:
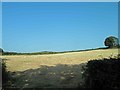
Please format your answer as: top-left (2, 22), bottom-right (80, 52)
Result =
top-left (1, 48), bottom-right (119, 88)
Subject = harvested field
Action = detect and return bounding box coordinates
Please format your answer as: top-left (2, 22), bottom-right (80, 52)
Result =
top-left (1, 48), bottom-right (119, 88)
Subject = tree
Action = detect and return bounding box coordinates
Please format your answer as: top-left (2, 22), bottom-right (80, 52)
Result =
top-left (104, 36), bottom-right (119, 48)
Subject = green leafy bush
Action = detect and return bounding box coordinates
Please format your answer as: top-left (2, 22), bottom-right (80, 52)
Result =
top-left (2, 59), bottom-right (12, 88)
top-left (2, 60), bottom-right (9, 84)
top-left (82, 57), bottom-right (120, 89)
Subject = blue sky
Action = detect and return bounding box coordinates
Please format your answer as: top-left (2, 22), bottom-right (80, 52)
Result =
top-left (2, 2), bottom-right (118, 52)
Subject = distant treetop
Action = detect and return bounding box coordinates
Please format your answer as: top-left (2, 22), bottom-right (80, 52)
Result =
top-left (104, 36), bottom-right (119, 48)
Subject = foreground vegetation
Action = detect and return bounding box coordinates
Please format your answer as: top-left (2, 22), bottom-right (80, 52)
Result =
top-left (81, 56), bottom-right (120, 89)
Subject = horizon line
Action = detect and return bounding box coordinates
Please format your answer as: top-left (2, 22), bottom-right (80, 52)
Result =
top-left (1, 47), bottom-right (109, 53)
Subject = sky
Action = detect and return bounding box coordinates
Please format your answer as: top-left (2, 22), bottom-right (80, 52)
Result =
top-left (0, 2), bottom-right (2, 48)
top-left (2, 2), bottom-right (118, 52)
top-left (1, 0), bottom-right (120, 2)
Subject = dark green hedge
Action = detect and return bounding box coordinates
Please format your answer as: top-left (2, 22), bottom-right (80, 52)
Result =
top-left (83, 57), bottom-right (120, 89)
top-left (2, 59), bottom-right (12, 89)
top-left (2, 60), bottom-right (9, 85)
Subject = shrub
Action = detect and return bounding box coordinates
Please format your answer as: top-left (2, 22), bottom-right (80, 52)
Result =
top-left (2, 60), bottom-right (9, 84)
top-left (2, 59), bottom-right (12, 88)
top-left (82, 57), bottom-right (120, 89)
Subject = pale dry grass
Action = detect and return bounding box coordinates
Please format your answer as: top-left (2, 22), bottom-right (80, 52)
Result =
top-left (1, 48), bottom-right (118, 72)
top-left (0, 48), bottom-right (119, 88)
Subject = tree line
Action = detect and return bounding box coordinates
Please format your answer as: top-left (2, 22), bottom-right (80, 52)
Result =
top-left (0, 36), bottom-right (119, 55)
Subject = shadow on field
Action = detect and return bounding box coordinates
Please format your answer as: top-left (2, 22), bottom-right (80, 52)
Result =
top-left (9, 63), bottom-right (86, 88)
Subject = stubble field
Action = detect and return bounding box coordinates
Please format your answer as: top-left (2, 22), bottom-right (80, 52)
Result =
top-left (1, 48), bottom-right (119, 88)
